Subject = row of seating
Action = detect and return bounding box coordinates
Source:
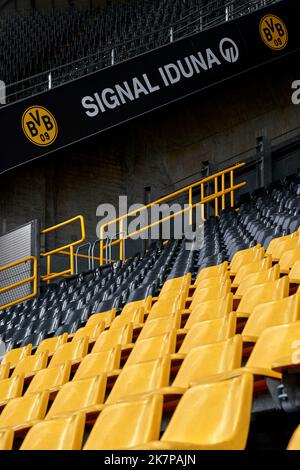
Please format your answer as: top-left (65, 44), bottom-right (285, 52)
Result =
top-left (0, 224), bottom-right (300, 449)
top-left (1, 0), bottom-right (276, 103)
top-left (0, 240), bottom-right (181, 351)
top-left (197, 172), bottom-right (300, 269)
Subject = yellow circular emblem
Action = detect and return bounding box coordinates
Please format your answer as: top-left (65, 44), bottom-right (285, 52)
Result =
top-left (22, 106), bottom-right (58, 146)
top-left (259, 15), bottom-right (288, 50)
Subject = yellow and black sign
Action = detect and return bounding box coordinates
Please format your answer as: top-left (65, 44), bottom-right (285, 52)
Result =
top-left (22, 106), bottom-right (58, 146)
top-left (259, 14), bottom-right (288, 50)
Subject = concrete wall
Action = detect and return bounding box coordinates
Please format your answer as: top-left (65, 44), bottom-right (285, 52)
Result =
top-left (1, 52), bottom-right (300, 252)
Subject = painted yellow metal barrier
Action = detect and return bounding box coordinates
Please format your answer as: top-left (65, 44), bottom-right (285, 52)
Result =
top-left (0, 256), bottom-right (38, 310)
top-left (40, 215), bottom-right (86, 283)
top-left (99, 162), bottom-right (246, 265)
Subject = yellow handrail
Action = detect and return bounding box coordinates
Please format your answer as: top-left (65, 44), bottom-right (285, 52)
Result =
top-left (40, 215), bottom-right (86, 283)
top-left (0, 256), bottom-right (38, 310)
top-left (99, 162), bottom-right (246, 265)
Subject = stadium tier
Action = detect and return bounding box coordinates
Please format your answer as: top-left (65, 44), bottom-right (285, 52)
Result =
top-left (1, 0), bottom-right (278, 103)
top-left (0, 171), bottom-right (300, 450)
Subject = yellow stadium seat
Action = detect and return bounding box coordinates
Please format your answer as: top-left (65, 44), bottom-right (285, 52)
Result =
top-left (48, 337), bottom-right (89, 368)
top-left (11, 351), bottom-right (48, 379)
top-left (194, 273), bottom-right (230, 292)
top-left (178, 313), bottom-right (236, 354)
top-left (236, 276), bottom-right (289, 318)
top-left (268, 235), bottom-right (299, 261)
top-left (230, 246), bottom-right (264, 275)
top-left (92, 323), bottom-right (133, 353)
top-left (289, 260), bottom-right (300, 284)
top-left (235, 264), bottom-right (280, 298)
top-left (138, 313), bottom-right (181, 340)
top-left (232, 256), bottom-right (272, 288)
top-left (0, 391), bottom-right (49, 431)
top-left (110, 307), bottom-right (144, 329)
top-left (86, 309), bottom-right (116, 328)
top-left (195, 261), bottom-right (228, 285)
top-left (72, 322), bottom-right (105, 343)
top-left (0, 363), bottom-right (10, 380)
top-left (73, 346), bottom-right (121, 381)
top-left (159, 279), bottom-right (190, 298)
top-left (1, 344), bottom-right (32, 368)
top-left (279, 247), bottom-right (300, 274)
top-left (25, 362), bottom-right (71, 395)
top-left (190, 280), bottom-right (231, 308)
top-left (136, 336), bottom-right (243, 402)
top-left (0, 429), bottom-right (14, 450)
top-left (0, 376), bottom-right (24, 408)
top-left (266, 233), bottom-right (297, 258)
top-left (106, 356), bottom-right (170, 405)
top-left (35, 334), bottom-right (68, 356)
top-left (134, 373), bottom-right (253, 450)
top-left (147, 295), bottom-right (185, 321)
top-left (160, 273), bottom-right (191, 294)
top-left (172, 335), bottom-right (242, 389)
top-left (84, 394), bottom-right (163, 450)
top-left (184, 293), bottom-right (233, 327)
top-left (246, 321), bottom-right (300, 372)
top-left (20, 413), bottom-right (85, 450)
top-left (193, 321), bottom-right (300, 385)
top-left (125, 331), bottom-right (176, 366)
top-left (242, 290), bottom-right (300, 341)
top-left (46, 375), bottom-right (106, 419)
top-left (121, 297), bottom-right (152, 314)
top-left (287, 425), bottom-right (300, 450)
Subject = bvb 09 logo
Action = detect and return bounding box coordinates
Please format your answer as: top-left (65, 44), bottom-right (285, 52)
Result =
top-left (259, 14), bottom-right (288, 50)
top-left (22, 106), bottom-right (58, 146)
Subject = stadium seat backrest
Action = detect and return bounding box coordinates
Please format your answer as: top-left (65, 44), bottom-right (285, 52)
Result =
top-left (287, 425), bottom-right (300, 450)
top-left (195, 262), bottom-right (228, 285)
top-left (35, 334), bottom-right (68, 356)
top-left (110, 307), bottom-right (144, 329)
top-left (185, 293), bottom-right (233, 327)
top-left (86, 309), bottom-right (116, 328)
top-left (25, 362), bottom-right (72, 395)
top-left (106, 356), bottom-right (171, 405)
top-left (173, 335), bottom-right (243, 388)
top-left (84, 394), bottom-right (163, 450)
top-left (237, 276), bottom-right (289, 316)
top-left (48, 337), bottom-right (89, 367)
top-left (73, 346), bottom-right (121, 381)
top-left (235, 264), bottom-right (280, 297)
top-left (191, 280), bottom-right (231, 307)
top-left (268, 235), bottom-right (299, 261)
top-left (233, 256), bottom-right (272, 287)
top-left (242, 289), bottom-right (300, 339)
top-left (20, 413), bottom-right (86, 450)
top-left (46, 375), bottom-right (106, 419)
top-left (126, 330), bottom-right (177, 366)
top-left (178, 312), bottom-right (236, 354)
top-left (92, 323), bottom-right (133, 353)
top-left (1, 344), bottom-right (32, 367)
top-left (279, 247), bottom-right (300, 272)
top-left (230, 246), bottom-right (264, 275)
top-left (289, 260), bottom-right (300, 284)
top-left (246, 321), bottom-right (300, 370)
top-left (160, 373), bottom-right (253, 450)
top-left (138, 312), bottom-right (181, 340)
